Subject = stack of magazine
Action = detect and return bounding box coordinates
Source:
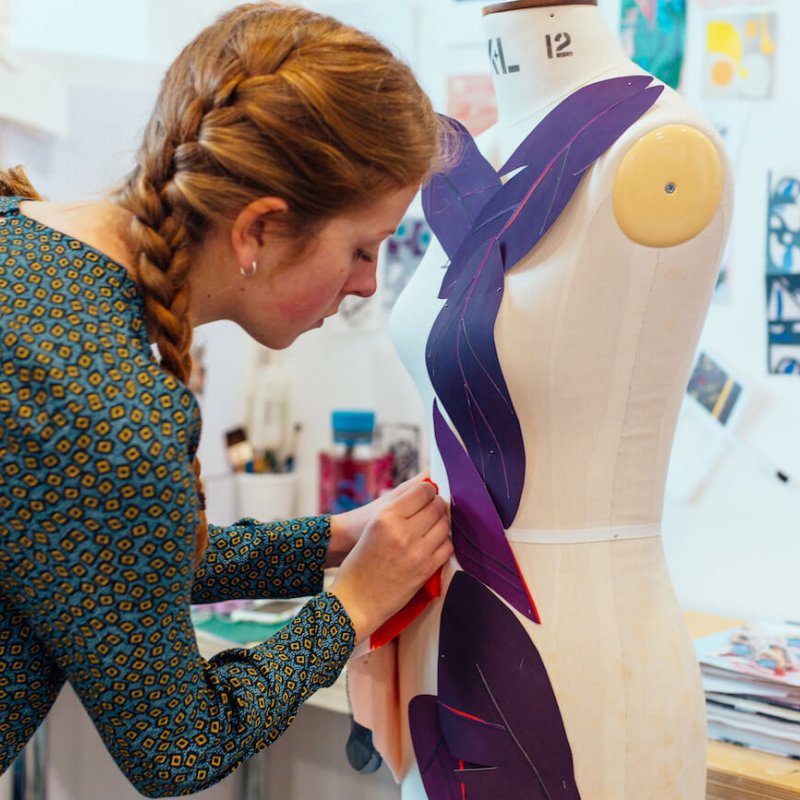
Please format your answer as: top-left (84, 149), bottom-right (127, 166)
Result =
top-left (695, 620), bottom-right (800, 759)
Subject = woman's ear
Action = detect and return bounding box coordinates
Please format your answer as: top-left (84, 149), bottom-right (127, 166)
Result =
top-left (229, 196), bottom-right (289, 268)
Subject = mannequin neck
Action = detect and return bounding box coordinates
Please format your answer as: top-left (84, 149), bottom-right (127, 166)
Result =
top-left (483, 4), bottom-right (633, 128)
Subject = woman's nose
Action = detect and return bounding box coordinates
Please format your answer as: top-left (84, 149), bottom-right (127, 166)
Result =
top-left (347, 263), bottom-right (377, 298)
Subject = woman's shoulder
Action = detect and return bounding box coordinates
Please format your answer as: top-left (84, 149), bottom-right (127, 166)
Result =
top-left (0, 195), bottom-right (25, 215)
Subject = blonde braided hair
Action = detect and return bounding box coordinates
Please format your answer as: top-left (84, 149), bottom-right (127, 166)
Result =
top-left (112, 2), bottom-right (442, 566)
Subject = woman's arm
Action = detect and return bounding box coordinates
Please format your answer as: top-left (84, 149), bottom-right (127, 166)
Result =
top-left (192, 476), bottom-right (430, 604)
top-left (191, 516), bottom-right (332, 605)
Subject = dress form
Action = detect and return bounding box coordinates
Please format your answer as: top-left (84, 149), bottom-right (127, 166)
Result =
top-left (373, 3), bottom-right (732, 798)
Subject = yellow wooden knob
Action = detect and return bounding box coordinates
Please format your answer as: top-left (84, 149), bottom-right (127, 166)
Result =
top-left (613, 125), bottom-right (724, 248)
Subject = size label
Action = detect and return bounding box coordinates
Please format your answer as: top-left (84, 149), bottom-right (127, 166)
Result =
top-left (545, 32), bottom-right (573, 60)
top-left (488, 37), bottom-right (520, 75)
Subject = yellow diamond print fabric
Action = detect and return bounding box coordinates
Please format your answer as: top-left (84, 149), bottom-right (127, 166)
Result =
top-left (0, 196), bottom-right (355, 795)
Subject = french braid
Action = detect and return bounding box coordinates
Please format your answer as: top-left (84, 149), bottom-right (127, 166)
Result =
top-left (0, 166), bottom-right (42, 201)
top-left (112, 1), bottom-right (443, 566)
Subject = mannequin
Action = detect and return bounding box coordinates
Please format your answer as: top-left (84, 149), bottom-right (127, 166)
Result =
top-left (349, 2), bottom-right (733, 798)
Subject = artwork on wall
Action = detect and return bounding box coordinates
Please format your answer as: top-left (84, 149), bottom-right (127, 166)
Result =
top-left (687, 352), bottom-right (745, 427)
top-left (381, 216), bottom-right (432, 313)
top-left (704, 11), bottom-right (777, 100)
top-left (766, 173), bottom-right (800, 375)
top-left (666, 350), bottom-right (749, 502)
top-left (620, 0), bottom-right (687, 90)
top-left (446, 74), bottom-right (498, 136)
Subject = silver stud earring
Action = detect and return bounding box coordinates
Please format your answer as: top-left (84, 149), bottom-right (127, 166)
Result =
top-left (240, 259), bottom-right (258, 278)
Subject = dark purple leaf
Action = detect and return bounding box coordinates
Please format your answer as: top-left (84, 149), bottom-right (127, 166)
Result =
top-left (433, 402), bottom-right (537, 622)
top-left (437, 572), bottom-right (580, 799)
top-left (441, 76), bottom-right (663, 296)
top-left (425, 76), bottom-right (662, 527)
top-left (408, 695), bottom-right (464, 800)
top-left (493, 81), bottom-right (665, 269)
top-left (499, 75), bottom-right (658, 176)
top-left (426, 243), bottom-right (525, 528)
top-left (422, 116), bottom-right (502, 265)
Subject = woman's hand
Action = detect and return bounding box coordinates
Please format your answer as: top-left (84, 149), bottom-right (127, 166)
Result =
top-left (326, 474), bottom-right (425, 568)
top-left (329, 480), bottom-right (452, 644)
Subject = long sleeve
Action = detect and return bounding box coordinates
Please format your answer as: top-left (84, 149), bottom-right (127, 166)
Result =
top-left (0, 202), bottom-right (356, 796)
top-left (191, 516), bottom-right (332, 604)
top-left (0, 371), bottom-right (356, 796)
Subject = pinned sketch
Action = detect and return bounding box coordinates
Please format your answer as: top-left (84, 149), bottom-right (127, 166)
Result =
top-left (704, 12), bottom-right (777, 100)
top-left (620, 0), bottom-right (687, 90)
top-left (447, 74), bottom-right (498, 137)
top-left (666, 350), bottom-right (748, 502)
top-left (766, 173), bottom-right (800, 374)
top-left (766, 275), bottom-right (800, 374)
top-left (687, 352), bottom-right (745, 426)
top-left (767, 174), bottom-right (800, 275)
top-left (380, 216), bottom-right (432, 312)
top-left (375, 422), bottom-right (421, 485)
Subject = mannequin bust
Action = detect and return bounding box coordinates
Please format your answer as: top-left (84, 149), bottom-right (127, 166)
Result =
top-left (351, 2), bottom-right (732, 798)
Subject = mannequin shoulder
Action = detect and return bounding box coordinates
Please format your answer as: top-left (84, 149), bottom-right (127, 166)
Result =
top-left (595, 95), bottom-right (732, 248)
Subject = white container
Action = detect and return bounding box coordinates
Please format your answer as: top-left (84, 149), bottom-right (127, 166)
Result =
top-left (234, 472), bottom-right (297, 522)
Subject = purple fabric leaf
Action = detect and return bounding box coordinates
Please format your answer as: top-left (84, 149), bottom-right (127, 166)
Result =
top-left (491, 80), bottom-right (664, 269)
top-left (441, 76), bottom-right (663, 297)
top-left (425, 76), bottom-right (662, 527)
top-left (438, 571), bottom-right (580, 799)
top-left (422, 116), bottom-right (502, 264)
top-left (426, 243), bottom-right (525, 529)
top-left (408, 695), bottom-right (465, 800)
top-left (433, 402), bottom-right (538, 622)
top-left (498, 75), bottom-right (658, 176)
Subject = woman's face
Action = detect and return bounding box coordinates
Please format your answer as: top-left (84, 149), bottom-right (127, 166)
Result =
top-left (223, 185), bottom-right (418, 349)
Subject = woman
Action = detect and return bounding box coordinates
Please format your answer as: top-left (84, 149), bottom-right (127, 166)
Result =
top-left (0, 3), bottom-right (452, 797)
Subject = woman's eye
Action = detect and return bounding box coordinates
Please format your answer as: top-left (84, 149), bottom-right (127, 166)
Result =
top-left (355, 248), bottom-right (374, 263)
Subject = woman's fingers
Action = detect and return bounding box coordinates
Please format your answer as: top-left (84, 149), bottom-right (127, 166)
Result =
top-left (392, 479), bottom-right (439, 514)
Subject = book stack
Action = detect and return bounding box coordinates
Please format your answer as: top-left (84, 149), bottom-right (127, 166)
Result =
top-left (695, 620), bottom-right (800, 766)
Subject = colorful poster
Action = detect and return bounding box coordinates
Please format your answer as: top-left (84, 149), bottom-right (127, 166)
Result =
top-left (704, 12), bottom-right (777, 100)
top-left (687, 352), bottom-right (744, 427)
top-left (447, 74), bottom-right (498, 137)
top-left (380, 216), bottom-right (432, 312)
top-left (766, 174), bottom-right (800, 375)
top-left (620, 0), bottom-right (687, 90)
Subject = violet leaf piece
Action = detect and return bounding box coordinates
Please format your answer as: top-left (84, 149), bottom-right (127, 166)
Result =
top-left (444, 76), bottom-right (664, 295)
top-left (494, 82), bottom-right (665, 270)
top-left (422, 116), bottom-right (502, 266)
top-left (426, 242), bottom-right (525, 529)
top-left (498, 75), bottom-right (659, 176)
top-left (408, 695), bottom-right (465, 800)
top-left (426, 76), bottom-right (663, 527)
top-left (438, 572), bottom-right (581, 800)
top-left (433, 402), bottom-right (538, 622)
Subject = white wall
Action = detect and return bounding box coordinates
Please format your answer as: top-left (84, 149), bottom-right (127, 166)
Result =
top-left (662, 0), bottom-right (800, 620)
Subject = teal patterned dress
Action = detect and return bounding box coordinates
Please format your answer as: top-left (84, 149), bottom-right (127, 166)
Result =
top-left (0, 196), bottom-right (355, 797)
